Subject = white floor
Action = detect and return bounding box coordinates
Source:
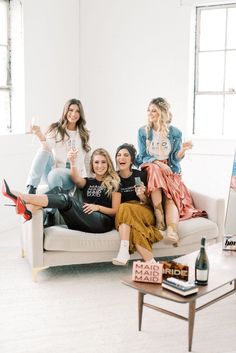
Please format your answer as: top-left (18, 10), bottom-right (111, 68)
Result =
top-left (0, 226), bottom-right (236, 353)
top-left (0, 225), bottom-right (21, 247)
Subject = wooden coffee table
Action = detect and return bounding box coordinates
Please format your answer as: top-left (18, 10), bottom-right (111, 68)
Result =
top-left (122, 243), bottom-right (236, 352)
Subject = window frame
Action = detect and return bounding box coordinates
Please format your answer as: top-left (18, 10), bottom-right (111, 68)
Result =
top-left (193, 3), bottom-right (236, 137)
top-left (0, 0), bottom-right (24, 136)
top-left (0, 0), bottom-right (12, 132)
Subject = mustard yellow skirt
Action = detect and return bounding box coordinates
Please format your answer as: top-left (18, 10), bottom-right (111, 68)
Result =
top-left (115, 201), bottom-right (163, 254)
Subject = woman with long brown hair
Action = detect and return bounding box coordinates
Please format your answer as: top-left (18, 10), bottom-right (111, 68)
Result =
top-left (26, 98), bottom-right (91, 226)
top-left (112, 143), bottom-right (163, 266)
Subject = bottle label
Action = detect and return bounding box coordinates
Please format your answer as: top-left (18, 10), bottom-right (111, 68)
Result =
top-left (196, 269), bottom-right (208, 281)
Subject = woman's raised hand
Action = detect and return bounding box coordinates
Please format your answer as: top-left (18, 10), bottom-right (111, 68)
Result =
top-left (67, 150), bottom-right (78, 166)
top-left (27, 123), bottom-right (41, 136)
top-left (27, 117), bottom-right (41, 136)
top-left (135, 182), bottom-right (146, 202)
top-left (27, 118), bottom-right (47, 143)
top-left (182, 140), bottom-right (193, 151)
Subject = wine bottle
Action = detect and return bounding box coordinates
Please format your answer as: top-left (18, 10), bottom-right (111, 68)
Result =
top-left (195, 237), bottom-right (209, 285)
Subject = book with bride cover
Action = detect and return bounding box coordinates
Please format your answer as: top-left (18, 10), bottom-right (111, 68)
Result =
top-left (162, 277), bottom-right (199, 296)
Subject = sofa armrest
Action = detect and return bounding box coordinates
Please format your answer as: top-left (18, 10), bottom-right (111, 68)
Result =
top-left (22, 209), bottom-right (44, 268)
top-left (191, 190), bottom-right (225, 242)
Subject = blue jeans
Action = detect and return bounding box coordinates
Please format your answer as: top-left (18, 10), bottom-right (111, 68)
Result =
top-left (27, 149), bottom-right (75, 213)
top-left (27, 149), bottom-right (74, 190)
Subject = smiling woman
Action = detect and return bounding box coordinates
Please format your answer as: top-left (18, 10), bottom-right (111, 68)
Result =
top-left (136, 97), bottom-right (207, 246)
top-left (112, 143), bottom-right (163, 266)
top-left (2, 148), bottom-right (121, 233)
top-left (25, 98), bottom-right (92, 227)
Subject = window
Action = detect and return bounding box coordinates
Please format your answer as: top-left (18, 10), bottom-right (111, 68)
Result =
top-left (0, 0), bottom-right (10, 133)
top-left (0, 0), bottom-right (24, 135)
top-left (193, 4), bottom-right (236, 138)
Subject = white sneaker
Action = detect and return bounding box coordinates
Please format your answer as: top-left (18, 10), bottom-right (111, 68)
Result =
top-left (112, 254), bottom-right (130, 266)
top-left (146, 258), bottom-right (156, 264)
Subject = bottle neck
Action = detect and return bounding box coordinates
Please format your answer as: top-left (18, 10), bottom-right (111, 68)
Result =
top-left (200, 237), bottom-right (206, 248)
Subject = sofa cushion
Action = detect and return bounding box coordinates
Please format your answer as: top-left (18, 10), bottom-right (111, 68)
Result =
top-left (44, 216), bottom-right (218, 252)
top-left (155, 217), bottom-right (218, 249)
top-left (44, 226), bottom-right (120, 252)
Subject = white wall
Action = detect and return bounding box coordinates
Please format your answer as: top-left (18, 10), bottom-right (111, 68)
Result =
top-left (0, 0), bottom-right (80, 230)
top-left (22, 0), bottom-right (80, 130)
top-left (0, 0), bottom-right (235, 232)
top-left (79, 0), bottom-right (235, 197)
top-left (79, 0), bottom-right (192, 153)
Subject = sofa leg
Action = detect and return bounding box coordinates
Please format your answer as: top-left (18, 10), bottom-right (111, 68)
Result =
top-left (32, 267), bottom-right (48, 282)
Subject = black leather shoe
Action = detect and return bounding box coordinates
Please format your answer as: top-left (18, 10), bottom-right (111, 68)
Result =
top-left (43, 212), bottom-right (55, 228)
top-left (27, 185), bottom-right (37, 194)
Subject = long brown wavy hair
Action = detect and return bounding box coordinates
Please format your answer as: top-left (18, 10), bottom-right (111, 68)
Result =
top-left (90, 148), bottom-right (120, 197)
top-left (46, 98), bottom-right (91, 152)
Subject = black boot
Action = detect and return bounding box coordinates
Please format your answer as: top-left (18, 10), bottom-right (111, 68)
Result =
top-left (27, 185), bottom-right (37, 194)
top-left (43, 211), bottom-right (55, 228)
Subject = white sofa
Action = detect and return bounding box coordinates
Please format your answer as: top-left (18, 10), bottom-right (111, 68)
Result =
top-left (21, 190), bottom-right (225, 281)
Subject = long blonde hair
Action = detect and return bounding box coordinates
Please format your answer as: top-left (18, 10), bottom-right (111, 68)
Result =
top-left (90, 148), bottom-right (120, 197)
top-left (146, 97), bottom-right (172, 157)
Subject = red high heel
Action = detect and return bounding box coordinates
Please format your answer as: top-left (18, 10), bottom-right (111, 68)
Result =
top-left (16, 197), bottom-right (32, 222)
top-left (2, 179), bottom-right (17, 205)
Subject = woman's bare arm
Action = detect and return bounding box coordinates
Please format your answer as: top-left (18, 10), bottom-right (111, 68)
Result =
top-left (68, 150), bottom-right (86, 188)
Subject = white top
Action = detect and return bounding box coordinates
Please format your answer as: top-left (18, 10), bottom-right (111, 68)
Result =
top-left (45, 128), bottom-right (90, 177)
top-left (147, 130), bottom-right (171, 160)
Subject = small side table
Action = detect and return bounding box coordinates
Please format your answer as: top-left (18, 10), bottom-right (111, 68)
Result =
top-left (122, 243), bottom-right (236, 351)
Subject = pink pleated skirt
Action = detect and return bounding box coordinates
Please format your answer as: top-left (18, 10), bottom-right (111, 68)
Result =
top-left (141, 162), bottom-right (207, 221)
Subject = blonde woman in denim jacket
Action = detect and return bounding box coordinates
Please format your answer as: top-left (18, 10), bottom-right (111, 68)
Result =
top-left (136, 97), bottom-right (206, 245)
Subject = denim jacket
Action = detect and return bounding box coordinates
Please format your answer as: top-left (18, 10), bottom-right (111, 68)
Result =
top-left (135, 125), bottom-right (183, 174)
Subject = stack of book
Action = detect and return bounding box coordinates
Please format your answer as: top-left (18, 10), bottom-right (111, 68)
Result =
top-left (162, 277), bottom-right (199, 296)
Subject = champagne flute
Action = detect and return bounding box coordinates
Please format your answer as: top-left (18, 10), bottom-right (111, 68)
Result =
top-left (27, 116), bottom-right (40, 145)
top-left (30, 116), bottom-right (40, 133)
top-left (135, 177), bottom-right (144, 204)
top-left (66, 137), bottom-right (78, 168)
top-left (70, 138), bottom-right (78, 152)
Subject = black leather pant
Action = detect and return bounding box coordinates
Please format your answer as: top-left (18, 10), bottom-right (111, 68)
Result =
top-left (45, 187), bottom-right (114, 233)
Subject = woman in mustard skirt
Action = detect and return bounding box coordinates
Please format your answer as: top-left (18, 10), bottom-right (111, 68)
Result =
top-left (112, 143), bottom-right (163, 266)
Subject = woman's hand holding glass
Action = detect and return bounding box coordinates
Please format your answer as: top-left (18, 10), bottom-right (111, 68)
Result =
top-left (27, 117), bottom-right (41, 135)
top-left (30, 124), bottom-right (41, 135)
top-left (135, 182), bottom-right (146, 204)
top-left (182, 140), bottom-right (193, 151)
top-left (67, 149), bottom-right (78, 167)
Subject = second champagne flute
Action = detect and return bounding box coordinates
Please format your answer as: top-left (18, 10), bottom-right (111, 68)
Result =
top-left (135, 177), bottom-right (144, 204)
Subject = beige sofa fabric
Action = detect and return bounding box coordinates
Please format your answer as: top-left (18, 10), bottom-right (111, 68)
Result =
top-left (21, 190), bottom-right (225, 280)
